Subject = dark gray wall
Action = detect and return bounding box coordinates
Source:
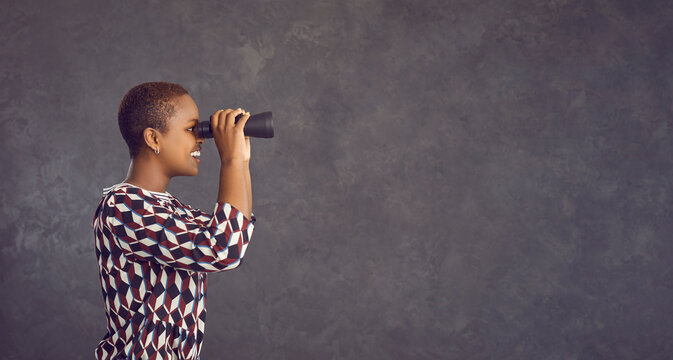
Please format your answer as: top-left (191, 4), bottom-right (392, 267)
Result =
top-left (1, 0), bottom-right (672, 359)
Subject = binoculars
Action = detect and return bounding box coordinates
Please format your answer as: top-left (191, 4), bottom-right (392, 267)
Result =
top-left (197, 111), bottom-right (274, 139)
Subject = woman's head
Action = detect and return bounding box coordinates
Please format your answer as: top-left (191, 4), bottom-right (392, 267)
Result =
top-left (118, 82), bottom-right (189, 159)
top-left (118, 82), bottom-right (204, 177)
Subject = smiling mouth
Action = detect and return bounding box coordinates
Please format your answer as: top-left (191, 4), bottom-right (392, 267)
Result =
top-left (190, 150), bottom-right (201, 163)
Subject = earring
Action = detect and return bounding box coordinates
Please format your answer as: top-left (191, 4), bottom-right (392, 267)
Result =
top-left (154, 148), bottom-right (160, 155)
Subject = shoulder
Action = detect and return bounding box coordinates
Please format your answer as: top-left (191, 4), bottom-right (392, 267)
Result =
top-left (102, 183), bottom-right (171, 212)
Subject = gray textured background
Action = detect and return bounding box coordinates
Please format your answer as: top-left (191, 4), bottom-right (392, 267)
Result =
top-left (1, 0), bottom-right (672, 359)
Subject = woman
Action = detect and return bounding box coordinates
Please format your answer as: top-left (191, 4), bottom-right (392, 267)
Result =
top-left (92, 82), bottom-right (256, 359)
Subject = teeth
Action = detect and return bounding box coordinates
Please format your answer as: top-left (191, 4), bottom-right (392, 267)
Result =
top-left (190, 151), bottom-right (200, 157)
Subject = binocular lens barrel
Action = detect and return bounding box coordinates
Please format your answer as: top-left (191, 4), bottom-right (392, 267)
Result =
top-left (197, 111), bottom-right (274, 139)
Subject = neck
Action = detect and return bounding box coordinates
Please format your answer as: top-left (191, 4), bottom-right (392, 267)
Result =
top-left (123, 152), bottom-right (170, 193)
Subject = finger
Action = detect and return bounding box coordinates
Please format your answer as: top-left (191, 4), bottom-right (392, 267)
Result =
top-left (211, 109), bottom-right (227, 130)
top-left (236, 111), bottom-right (251, 129)
top-left (217, 109), bottom-right (237, 132)
top-left (225, 108), bottom-right (245, 128)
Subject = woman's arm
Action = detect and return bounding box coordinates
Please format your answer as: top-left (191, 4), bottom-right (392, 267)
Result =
top-left (244, 161), bottom-right (252, 219)
top-left (218, 161), bottom-right (251, 220)
top-left (100, 187), bottom-right (254, 272)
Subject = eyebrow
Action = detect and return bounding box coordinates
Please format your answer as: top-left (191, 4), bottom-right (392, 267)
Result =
top-left (186, 119), bottom-right (198, 125)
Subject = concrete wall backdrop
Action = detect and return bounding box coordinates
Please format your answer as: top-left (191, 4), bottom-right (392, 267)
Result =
top-left (1, 0), bottom-right (672, 359)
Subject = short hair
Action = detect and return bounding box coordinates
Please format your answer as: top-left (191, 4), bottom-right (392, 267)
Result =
top-left (118, 82), bottom-right (189, 159)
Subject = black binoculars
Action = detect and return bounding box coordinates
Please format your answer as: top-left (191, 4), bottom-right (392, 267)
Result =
top-left (197, 111), bottom-right (274, 139)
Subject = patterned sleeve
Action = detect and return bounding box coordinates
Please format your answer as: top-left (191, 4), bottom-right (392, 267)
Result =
top-left (182, 202), bottom-right (256, 226)
top-left (103, 188), bottom-right (255, 273)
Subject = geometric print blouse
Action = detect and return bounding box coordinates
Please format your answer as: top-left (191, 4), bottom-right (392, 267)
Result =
top-left (92, 183), bottom-right (255, 360)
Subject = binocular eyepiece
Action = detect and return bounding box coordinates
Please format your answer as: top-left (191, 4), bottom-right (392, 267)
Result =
top-left (197, 111), bottom-right (274, 139)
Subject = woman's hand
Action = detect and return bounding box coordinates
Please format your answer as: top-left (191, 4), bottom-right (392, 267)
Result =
top-left (211, 108), bottom-right (250, 164)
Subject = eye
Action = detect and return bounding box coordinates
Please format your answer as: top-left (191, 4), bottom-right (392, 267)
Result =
top-left (187, 127), bottom-right (194, 132)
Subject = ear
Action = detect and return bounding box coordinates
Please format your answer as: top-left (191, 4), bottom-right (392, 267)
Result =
top-left (142, 127), bottom-right (161, 150)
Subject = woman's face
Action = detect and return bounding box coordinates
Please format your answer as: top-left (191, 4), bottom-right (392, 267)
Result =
top-left (157, 94), bottom-right (204, 177)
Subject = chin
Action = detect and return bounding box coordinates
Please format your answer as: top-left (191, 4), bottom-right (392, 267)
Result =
top-left (187, 160), bottom-right (200, 176)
